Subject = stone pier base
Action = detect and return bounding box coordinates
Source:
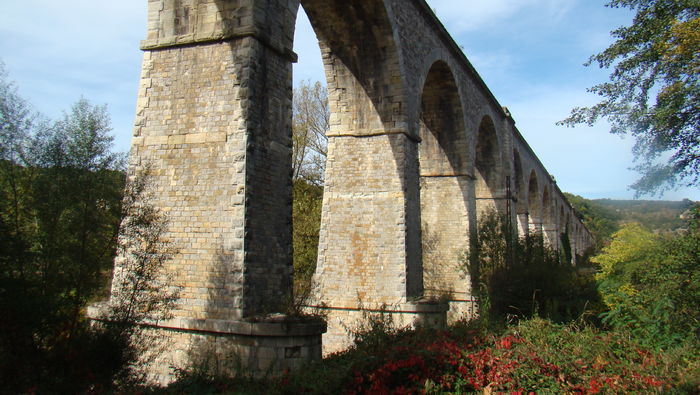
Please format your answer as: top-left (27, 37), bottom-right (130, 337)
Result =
top-left (88, 306), bottom-right (326, 385)
top-left (310, 301), bottom-right (449, 354)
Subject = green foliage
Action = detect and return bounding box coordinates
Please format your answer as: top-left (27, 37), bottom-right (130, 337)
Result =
top-left (593, 223), bottom-right (662, 309)
top-left (0, 62), bottom-right (33, 164)
top-left (469, 210), bottom-right (602, 323)
top-left (595, 197), bottom-right (695, 232)
top-left (292, 179), bottom-right (323, 307)
top-left (593, 215), bottom-right (700, 349)
top-left (564, 193), bottom-right (696, 249)
top-left (0, 93), bottom-right (126, 383)
top-left (561, 0), bottom-right (700, 195)
top-left (0, 66), bottom-right (175, 392)
top-left (488, 318), bottom-right (698, 393)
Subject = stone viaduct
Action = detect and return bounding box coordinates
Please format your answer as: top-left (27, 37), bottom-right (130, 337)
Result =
top-left (106, 0), bottom-right (594, 382)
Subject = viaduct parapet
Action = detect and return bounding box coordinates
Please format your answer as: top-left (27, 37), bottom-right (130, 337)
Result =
top-left (105, 0), bottom-right (594, 383)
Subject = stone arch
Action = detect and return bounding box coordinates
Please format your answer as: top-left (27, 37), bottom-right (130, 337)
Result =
top-left (572, 223), bottom-right (581, 256)
top-left (153, 0), bottom-right (415, 322)
top-left (542, 185), bottom-right (552, 224)
top-left (527, 171), bottom-right (542, 234)
top-left (419, 61), bottom-right (469, 175)
top-left (114, 0), bottom-right (599, 378)
top-left (299, 0), bottom-right (405, 133)
top-left (541, 186), bottom-right (552, 223)
top-left (474, 115), bottom-right (502, 216)
top-left (417, 60), bottom-right (471, 319)
top-left (297, 0), bottom-right (427, 351)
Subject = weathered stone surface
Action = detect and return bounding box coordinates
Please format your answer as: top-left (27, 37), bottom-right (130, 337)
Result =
top-left (88, 304), bottom-right (326, 384)
top-left (104, 0), bottom-right (595, 380)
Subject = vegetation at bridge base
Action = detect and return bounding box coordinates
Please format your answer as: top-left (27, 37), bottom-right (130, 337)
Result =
top-left (467, 209), bottom-right (603, 325)
top-left (2, 54), bottom-right (699, 391)
top-left (0, 63), bottom-right (176, 393)
top-left (157, 207), bottom-right (699, 394)
top-left (158, 316), bottom-right (698, 394)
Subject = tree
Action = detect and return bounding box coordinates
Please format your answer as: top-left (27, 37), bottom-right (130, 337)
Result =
top-left (292, 80), bottom-right (329, 185)
top-left (29, 99), bottom-right (126, 328)
top-left (561, 1), bottom-right (700, 195)
top-left (108, 167), bottom-right (178, 327)
top-left (468, 209), bottom-right (601, 323)
top-left (292, 179), bottom-right (323, 303)
top-left (0, 62), bottom-right (36, 274)
top-left (0, 62), bottom-right (33, 165)
top-left (593, 223), bottom-right (662, 311)
top-left (0, 62), bottom-right (180, 391)
top-left (0, 64), bottom-right (155, 390)
top-left (593, 219), bottom-right (700, 347)
top-left (94, 168), bottom-right (179, 388)
top-left (290, 80), bottom-right (329, 302)
top-left (0, 96), bottom-right (128, 391)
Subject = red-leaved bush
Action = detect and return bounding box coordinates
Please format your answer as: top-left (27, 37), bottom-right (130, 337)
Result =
top-left (340, 320), bottom-right (670, 395)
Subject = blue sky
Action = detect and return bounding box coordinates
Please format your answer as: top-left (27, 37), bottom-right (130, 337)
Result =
top-left (1, 0), bottom-right (697, 200)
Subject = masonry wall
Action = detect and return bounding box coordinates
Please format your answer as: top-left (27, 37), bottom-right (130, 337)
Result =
top-left (116, 0), bottom-right (596, 370)
top-left (104, 317), bottom-right (325, 385)
top-left (417, 62), bottom-right (474, 321)
top-left (127, 41), bottom-right (251, 320)
top-left (126, 0), bottom-right (304, 319)
top-left (106, 0), bottom-right (331, 382)
top-left (305, 0), bottom-right (431, 349)
top-left (391, 0), bottom-right (592, 243)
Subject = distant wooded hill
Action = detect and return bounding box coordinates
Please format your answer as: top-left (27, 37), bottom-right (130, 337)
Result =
top-left (564, 193), bottom-right (697, 247)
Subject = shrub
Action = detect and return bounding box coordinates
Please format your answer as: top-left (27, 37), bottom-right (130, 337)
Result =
top-left (594, 211), bottom-right (700, 349)
top-left (292, 179), bottom-right (322, 305)
top-left (468, 210), bottom-right (602, 324)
